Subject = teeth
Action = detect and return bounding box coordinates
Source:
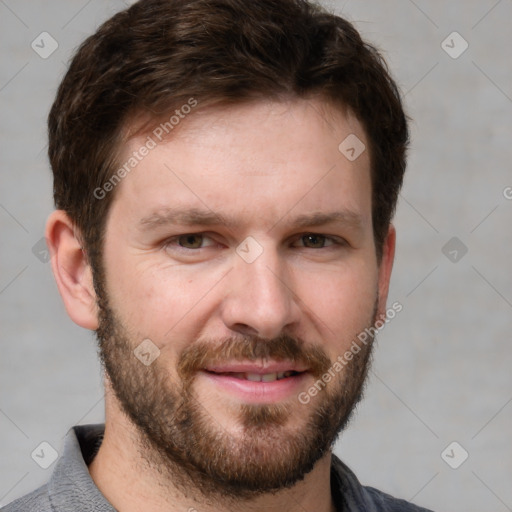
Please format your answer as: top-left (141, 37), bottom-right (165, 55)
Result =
top-left (231, 371), bottom-right (297, 382)
top-left (216, 371), bottom-right (299, 381)
top-left (245, 372), bottom-right (278, 382)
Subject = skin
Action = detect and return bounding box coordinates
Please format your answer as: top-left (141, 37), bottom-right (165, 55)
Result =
top-left (46, 98), bottom-right (395, 512)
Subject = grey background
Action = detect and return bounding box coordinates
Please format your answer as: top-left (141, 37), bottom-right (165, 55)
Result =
top-left (1, 1), bottom-right (511, 510)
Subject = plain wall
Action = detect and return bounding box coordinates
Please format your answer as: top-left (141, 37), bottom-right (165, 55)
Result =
top-left (1, 1), bottom-right (511, 510)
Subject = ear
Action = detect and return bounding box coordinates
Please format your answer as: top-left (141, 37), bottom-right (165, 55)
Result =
top-left (376, 224), bottom-right (396, 319)
top-left (45, 210), bottom-right (99, 330)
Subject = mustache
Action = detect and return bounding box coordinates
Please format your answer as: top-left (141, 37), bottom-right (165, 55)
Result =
top-left (177, 334), bottom-right (332, 381)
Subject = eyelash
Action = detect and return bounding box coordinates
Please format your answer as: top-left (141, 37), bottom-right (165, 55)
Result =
top-left (163, 232), bottom-right (346, 251)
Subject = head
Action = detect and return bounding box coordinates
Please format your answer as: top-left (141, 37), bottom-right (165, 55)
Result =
top-left (46, 0), bottom-right (408, 501)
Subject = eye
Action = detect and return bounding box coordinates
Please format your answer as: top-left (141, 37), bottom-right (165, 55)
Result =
top-left (167, 233), bottom-right (216, 250)
top-left (294, 234), bottom-right (341, 249)
top-left (178, 234), bottom-right (205, 249)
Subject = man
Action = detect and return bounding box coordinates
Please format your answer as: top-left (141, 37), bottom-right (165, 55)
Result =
top-left (2, 0), bottom-right (433, 510)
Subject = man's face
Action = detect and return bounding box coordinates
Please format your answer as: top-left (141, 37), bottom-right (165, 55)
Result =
top-left (95, 99), bottom-right (389, 498)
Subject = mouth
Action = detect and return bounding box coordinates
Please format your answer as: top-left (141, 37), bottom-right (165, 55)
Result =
top-left (199, 362), bottom-right (309, 403)
top-left (209, 370), bottom-right (301, 382)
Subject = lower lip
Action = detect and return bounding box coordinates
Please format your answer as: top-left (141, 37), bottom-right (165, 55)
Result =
top-left (200, 371), bottom-right (309, 404)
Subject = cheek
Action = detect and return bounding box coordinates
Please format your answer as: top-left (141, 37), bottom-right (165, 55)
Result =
top-left (294, 260), bottom-right (378, 350)
top-left (103, 253), bottom-right (227, 343)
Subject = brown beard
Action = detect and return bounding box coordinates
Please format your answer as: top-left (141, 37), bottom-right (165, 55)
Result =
top-left (95, 289), bottom-right (377, 501)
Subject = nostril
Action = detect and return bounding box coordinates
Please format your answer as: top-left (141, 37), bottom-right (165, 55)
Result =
top-left (231, 323), bottom-right (259, 337)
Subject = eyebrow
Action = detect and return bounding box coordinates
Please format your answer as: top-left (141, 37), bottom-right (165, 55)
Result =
top-left (138, 207), bottom-right (364, 232)
top-left (282, 211), bottom-right (364, 230)
top-left (139, 208), bottom-right (234, 230)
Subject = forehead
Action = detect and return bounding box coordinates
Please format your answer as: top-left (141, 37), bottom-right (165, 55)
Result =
top-left (109, 99), bottom-right (372, 231)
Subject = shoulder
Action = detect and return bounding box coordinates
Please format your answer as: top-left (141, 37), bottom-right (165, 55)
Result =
top-left (331, 454), bottom-right (435, 512)
top-left (1, 485), bottom-right (52, 512)
top-left (1, 424), bottom-right (108, 512)
top-left (362, 485), bottom-right (434, 512)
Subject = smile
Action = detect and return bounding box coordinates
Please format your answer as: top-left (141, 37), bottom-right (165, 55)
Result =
top-left (200, 363), bottom-right (309, 403)
top-left (208, 370), bottom-right (300, 382)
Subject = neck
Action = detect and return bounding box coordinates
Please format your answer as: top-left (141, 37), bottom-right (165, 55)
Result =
top-left (89, 391), bottom-right (336, 512)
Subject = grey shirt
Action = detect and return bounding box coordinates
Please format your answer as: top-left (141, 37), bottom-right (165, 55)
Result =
top-left (2, 424), bottom-right (434, 511)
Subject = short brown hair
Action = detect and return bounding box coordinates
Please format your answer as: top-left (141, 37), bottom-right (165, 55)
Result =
top-left (48, 0), bottom-right (408, 269)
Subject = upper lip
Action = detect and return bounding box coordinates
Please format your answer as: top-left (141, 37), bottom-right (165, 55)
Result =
top-left (203, 361), bottom-right (308, 374)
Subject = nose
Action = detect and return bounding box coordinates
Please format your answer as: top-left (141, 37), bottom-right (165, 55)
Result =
top-left (220, 244), bottom-right (301, 340)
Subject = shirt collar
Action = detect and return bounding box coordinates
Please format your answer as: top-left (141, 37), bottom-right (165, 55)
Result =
top-left (330, 453), bottom-right (379, 512)
top-left (49, 424), bottom-right (374, 512)
top-left (47, 424), bottom-right (114, 512)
